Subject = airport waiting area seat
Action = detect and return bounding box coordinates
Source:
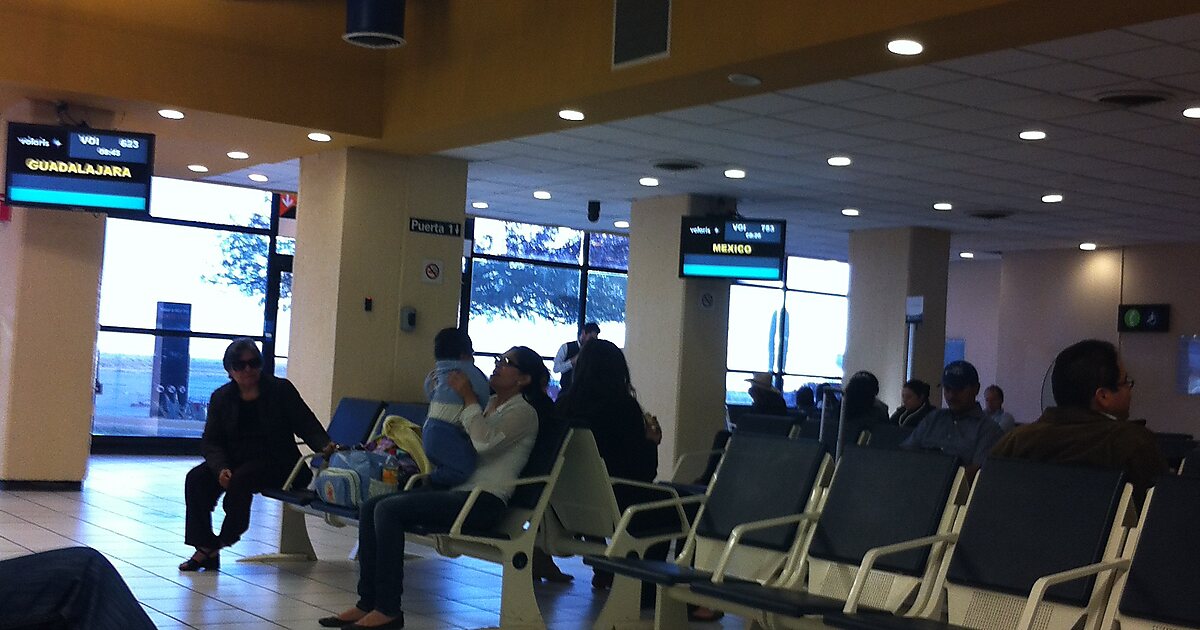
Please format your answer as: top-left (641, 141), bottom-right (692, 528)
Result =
top-left (585, 434), bottom-right (830, 628)
top-left (824, 458), bottom-right (1133, 630)
top-left (687, 446), bottom-right (963, 627)
top-left (863, 423), bottom-right (914, 449)
top-left (1098, 474), bottom-right (1200, 630)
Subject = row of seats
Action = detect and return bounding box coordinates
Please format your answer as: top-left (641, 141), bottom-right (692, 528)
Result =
top-left (584, 432), bottom-right (1199, 630)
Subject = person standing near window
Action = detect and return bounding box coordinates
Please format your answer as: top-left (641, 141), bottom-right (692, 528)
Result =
top-left (180, 338), bottom-right (335, 571)
top-left (553, 322), bottom-right (600, 393)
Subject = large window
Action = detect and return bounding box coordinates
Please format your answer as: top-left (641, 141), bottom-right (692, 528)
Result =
top-left (726, 256), bottom-right (849, 405)
top-left (92, 177), bottom-right (286, 438)
top-left (465, 218), bottom-right (629, 396)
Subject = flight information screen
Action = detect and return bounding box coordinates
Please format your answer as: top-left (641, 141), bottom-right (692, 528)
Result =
top-left (679, 217), bottom-right (786, 280)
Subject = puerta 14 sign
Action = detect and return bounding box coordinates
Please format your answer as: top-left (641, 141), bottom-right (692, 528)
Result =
top-left (5, 121), bottom-right (155, 215)
top-left (679, 216), bottom-right (786, 281)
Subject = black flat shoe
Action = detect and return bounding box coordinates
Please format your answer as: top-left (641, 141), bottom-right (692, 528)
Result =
top-left (178, 550), bottom-right (219, 572)
top-left (317, 616), bottom-right (359, 627)
top-left (345, 613), bottom-right (403, 629)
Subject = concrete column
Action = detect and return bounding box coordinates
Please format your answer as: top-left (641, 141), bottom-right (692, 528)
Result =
top-left (625, 195), bottom-right (731, 480)
top-left (0, 209), bottom-right (105, 484)
top-left (845, 227), bottom-right (950, 410)
top-left (289, 148), bottom-right (468, 418)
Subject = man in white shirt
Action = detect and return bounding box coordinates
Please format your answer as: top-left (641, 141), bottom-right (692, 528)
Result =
top-left (984, 385), bottom-right (1017, 432)
top-left (553, 322), bottom-right (599, 393)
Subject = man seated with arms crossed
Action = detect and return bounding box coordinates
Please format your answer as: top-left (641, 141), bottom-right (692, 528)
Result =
top-left (992, 339), bottom-right (1167, 502)
top-left (901, 360), bottom-right (1004, 472)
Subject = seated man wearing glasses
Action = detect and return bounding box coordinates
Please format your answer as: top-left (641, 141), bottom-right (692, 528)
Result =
top-left (992, 339), bottom-right (1166, 501)
top-left (179, 338), bottom-right (336, 571)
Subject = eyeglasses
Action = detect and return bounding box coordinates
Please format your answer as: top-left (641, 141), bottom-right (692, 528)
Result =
top-left (230, 358), bottom-right (263, 371)
top-left (1117, 376), bottom-right (1136, 390)
top-left (495, 356), bottom-right (517, 369)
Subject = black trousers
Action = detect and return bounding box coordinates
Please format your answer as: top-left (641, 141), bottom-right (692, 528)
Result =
top-left (0, 547), bottom-right (156, 630)
top-left (183, 459), bottom-right (301, 549)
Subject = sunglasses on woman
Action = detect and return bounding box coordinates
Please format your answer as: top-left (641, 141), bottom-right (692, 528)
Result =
top-left (230, 358), bottom-right (263, 371)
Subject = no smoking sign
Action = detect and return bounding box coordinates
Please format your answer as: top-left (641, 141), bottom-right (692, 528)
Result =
top-left (421, 259), bottom-right (444, 284)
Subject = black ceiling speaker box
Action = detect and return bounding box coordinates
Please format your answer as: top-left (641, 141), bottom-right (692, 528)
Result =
top-left (588, 200), bottom-right (601, 223)
top-left (613, 0), bottom-right (670, 67)
top-left (344, 0), bottom-right (406, 49)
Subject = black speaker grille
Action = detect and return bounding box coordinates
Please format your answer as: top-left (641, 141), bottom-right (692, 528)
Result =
top-left (613, 0), bottom-right (670, 67)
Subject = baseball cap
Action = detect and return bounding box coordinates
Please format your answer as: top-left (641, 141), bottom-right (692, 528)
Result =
top-left (942, 360), bottom-right (980, 390)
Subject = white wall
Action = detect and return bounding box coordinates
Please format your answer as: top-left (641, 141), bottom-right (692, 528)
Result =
top-left (946, 260), bottom-right (1001, 398)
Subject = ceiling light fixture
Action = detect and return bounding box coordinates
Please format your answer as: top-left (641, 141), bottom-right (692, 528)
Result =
top-left (614, 220), bottom-right (630, 229)
top-left (307, 132), bottom-right (333, 142)
top-left (187, 164), bottom-right (209, 173)
top-left (533, 190), bottom-right (552, 200)
top-left (248, 174), bottom-right (269, 183)
top-left (724, 168), bottom-right (746, 179)
top-left (1079, 242), bottom-right (1098, 251)
top-left (1184, 107), bottom-right (1200, 119)
top-left (639, 177), bottom-right (660, 187)
top-left (727, 73), bottom-right (762, 87)
top-left (558, 109), bottom-right (585, 121)
top-left (158, 109), bottom-right (185, 120)
top-left (959, 252), bottom-right (975, 259)
top-left (1041, 193), bottom-right (1064, 203)
top-left (1019, 130), bottom-right (1047, 141)
top-left (841, 208), bottom-right (860, 217)
top-left (471, 201), bottom-right (489, 209)
top-left (827, 156), bottom-right (852, 167)
top-left (227, 151), bottom-right (249, 160)
top-left (933, 202), bottom-right (953, 211)
top-left (887, 39), bottom-right (924, 56)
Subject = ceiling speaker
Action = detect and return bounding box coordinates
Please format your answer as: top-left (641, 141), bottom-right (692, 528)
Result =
top-left (344, 0), bottom-right (407, 49)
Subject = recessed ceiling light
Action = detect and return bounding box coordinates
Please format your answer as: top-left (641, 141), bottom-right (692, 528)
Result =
top-left (558, 109), bottom-right (585, 121)
top-left (959, 252), bottom-right (975, 259)
top-left (613, 220), bottom-right (630, 229)
top-left (933, 202), bottom-right (953, 211)
top-left (1019, 130), bottom-right (1047, 141)
top-left (1184, 107), bottom-right (1200, 119)
top-left (248, 174), bottom-right (269, 183)
top-left (639, 177), bottom-right (660, 187)
top-left (187, 164), bottom-right (209, 173)
top-left (827, 156), bottom-right (852, 167)
top-left (471, 201), bottom-right (489, 209)
top-left (841, 208), bottom-right (860, 217)
top-left (1079, 242), bottom-right (1098, 251)
top-left (307, 132), bottom-right (333, 142)
top-left (533, 190), bottom-right (552, 200)
top-left (227, 151), bottom-right (249, 160)
top-left (158, 109), bottom-right (185, 120)
top-left (1041, 193), bottom-right (1064, 203)
top-left (727, 73), bottom-right (762, 87)
top-left (724, 168), bottom-right (747, 179)
top-left (887, 39), bottom-right (924, 56)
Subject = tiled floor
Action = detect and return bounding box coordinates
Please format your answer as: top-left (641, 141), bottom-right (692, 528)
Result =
top-left (0, 455), bottom-right (747, 629)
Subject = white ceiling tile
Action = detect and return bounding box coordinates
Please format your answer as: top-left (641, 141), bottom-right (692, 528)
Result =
top-left (716, 117), bottom-right (819, 139)
top-left (716, 93), bottom-right (811, 115)
top-left (779, 80), bottom-right (890, 103)
top-left (1153, 70), bottom-right (1200, 93)
top-left (1053, 110), bottom-right (1168, 133)
top-left (660, 105), bottom-right (754, 125)
top-left (935, 49), bottom-right (1059, 76)
top-left (852, 66), bottom-right (969, 90)
top-left (1125, 14), bottom-right (1200, 44)
top-left (982, 94), bottom-right (1114, 119)
top-left (844, 120), bottom-right (949, 141)
top-left (1084, 45), bottom-right (1200, 79)
top-left (911, 108), bottom-right (1028, 132)
top-left (774, 105), bottom-right (887, 129)
top-left (914, 78), bottom-right (1042, 107)
top-left (786, 130), bottom-right (882, 150)
top-left (1021, 29), bottom-right (1160, 60)
top-left (839, 92), bottom-right (959, 118)
top-left (909, 132), bottom-right (1010, 153)
top-left (993, 62), bottom-right (1135, 92)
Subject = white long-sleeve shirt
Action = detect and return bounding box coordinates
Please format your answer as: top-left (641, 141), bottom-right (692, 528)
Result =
top-left (451, 394), bottom-right (538, 503)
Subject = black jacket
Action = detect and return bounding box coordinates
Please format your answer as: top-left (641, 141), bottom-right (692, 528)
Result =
top-left (201, 375), bottom-right (330, 474)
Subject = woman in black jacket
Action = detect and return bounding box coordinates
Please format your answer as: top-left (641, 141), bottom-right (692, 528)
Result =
top-left (179, 338), bottom-right (335, 571)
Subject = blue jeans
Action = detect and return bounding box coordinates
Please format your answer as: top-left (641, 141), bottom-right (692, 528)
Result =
top-left (355, 489), bottom-right (506, 616)
top-left (0, 546), bottom-right (156, 630)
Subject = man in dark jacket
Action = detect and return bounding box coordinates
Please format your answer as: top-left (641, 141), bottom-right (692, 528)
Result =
top-left (180, 338), bottom-right (335, 571)
top-left (991, 339), bottom-right (1167, 501)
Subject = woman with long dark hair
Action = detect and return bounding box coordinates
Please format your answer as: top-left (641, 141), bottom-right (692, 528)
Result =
top-left (322, 346), bottom-right (545, 629)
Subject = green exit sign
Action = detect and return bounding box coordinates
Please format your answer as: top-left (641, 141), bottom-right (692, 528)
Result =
top-left (1118, 304), bottom-right (1170, 332)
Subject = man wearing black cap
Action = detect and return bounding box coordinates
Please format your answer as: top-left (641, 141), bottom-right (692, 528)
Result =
top-left (900, 360), bottom-right (1004, 469)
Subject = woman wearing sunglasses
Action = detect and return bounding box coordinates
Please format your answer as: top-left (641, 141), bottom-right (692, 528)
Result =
top-left (179, 337), bottom-right (335, 571)
top-left (321, 346), bottom-right (545, 629)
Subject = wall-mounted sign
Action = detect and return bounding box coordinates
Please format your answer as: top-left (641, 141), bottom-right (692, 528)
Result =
top-left (410, 217), bottom-right (462, 237)
top-left (421, 259), bottom-right (444, 284)
top-left (1118, 304), bottom-right (1170, 333)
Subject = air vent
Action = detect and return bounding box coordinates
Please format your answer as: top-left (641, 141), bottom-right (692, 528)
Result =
top-left (970, 210), bottom-right (1013, 220)
top-left (653, 160), bottom-right (701, 172)
top-left (1093, 90), bottom-right (1171, 107)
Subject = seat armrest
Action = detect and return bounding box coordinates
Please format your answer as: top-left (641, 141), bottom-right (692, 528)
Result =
top-left (403, 473), bottom-right (431, 491)
top-left (712, 511), bottom-right (819, 583)
top-left (608, 494), bottom-right (708, 556)
top-left (671, 449), bottom-right (723, 483)
top-left (1015, 559), bottom-right (1131, 630)
top-left (611, 477), bottom-right (681, 499)
top-left (844, 533), bottom-right (960, 613)
top-left (282, 453), bottom-right (319, 491)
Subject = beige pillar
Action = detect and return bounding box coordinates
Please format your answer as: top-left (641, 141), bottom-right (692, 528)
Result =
top-left (845, 228), bottom-right (950, 410)
top-left (625, 195), bottom-right (731, 480)
top-left (289, 148), bottom-right (468, 418)
top-left (0, 209), bottom-right (105, 484)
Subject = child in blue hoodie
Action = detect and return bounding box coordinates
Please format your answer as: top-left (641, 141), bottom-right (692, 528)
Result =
top-left (423, 328), bottom-right (492, 487)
